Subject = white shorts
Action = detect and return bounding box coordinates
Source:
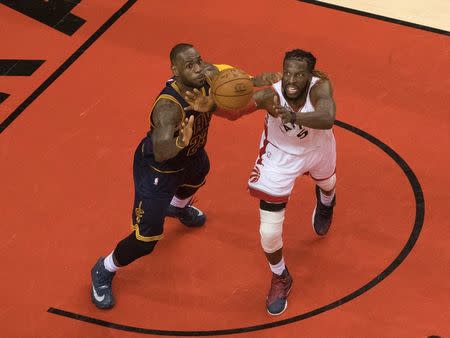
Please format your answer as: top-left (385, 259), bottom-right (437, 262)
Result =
top-left (248, 141), bottom-right (336, 203)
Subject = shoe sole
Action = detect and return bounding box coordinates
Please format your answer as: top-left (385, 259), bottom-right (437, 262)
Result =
top-left (267, 283), bottom-right (292, 316)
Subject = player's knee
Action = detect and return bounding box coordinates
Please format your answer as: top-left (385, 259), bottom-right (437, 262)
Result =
top-left (114, 232), bottom-right (158, 266)
top-left (175, 186), bottom-right (199, 199)
top-left (259, 208), bottom-right (285, 253)
top-left (315, 173), bottom-right (336, 192)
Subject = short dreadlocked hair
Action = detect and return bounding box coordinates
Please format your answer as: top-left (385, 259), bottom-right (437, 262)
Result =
top-left (284, 49), bottom-right (316, 72)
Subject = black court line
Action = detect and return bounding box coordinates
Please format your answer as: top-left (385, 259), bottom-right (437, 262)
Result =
top-left (0, 0), bottom-right (138, 134)
top-left (0, 92), bottom-right (10, 104)
top-left (298, 0), bottom-right (450, 36)
top-left (0, 59), bottom-right (45, 76)
top-left (0, 0), bottom-right (85, 36)
top-left (48, 120), bottom-right (425, 336)
top-left (1, 0), bottom-right (446, 134)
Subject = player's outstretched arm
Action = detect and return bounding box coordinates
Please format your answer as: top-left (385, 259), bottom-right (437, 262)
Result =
top-left (152, 99), bottom-right (194, 162)
top-left (292, 79), bottom-right (336, 129)
top-left (204, 62), bottom-right (280, 88)
top-left (252, 72), bottom-right (282, 87)
top-left (211, 88), bottom-right (279, 121)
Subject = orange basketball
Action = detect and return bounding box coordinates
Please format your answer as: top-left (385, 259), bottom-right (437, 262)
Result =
top-left (211, 68), bottom-right (254, 110)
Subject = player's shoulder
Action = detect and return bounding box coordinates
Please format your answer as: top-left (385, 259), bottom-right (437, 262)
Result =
top-left (312, 70), bottom-right (332, 86)
top-left (204, 63), bottom-right (234, 82)
top-left (154, 96), bottom-right (182, 111)
top-left (311, 71), bottom-right (332, 93)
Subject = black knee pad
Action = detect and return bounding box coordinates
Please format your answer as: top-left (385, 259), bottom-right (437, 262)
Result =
top-left (114, 232), bottom-right (158, 266)
top-left (260, 200), bottom-right (287, 212)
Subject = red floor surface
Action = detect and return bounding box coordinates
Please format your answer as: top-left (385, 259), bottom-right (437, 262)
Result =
top-left (1, 0), bottom-right (449, 337)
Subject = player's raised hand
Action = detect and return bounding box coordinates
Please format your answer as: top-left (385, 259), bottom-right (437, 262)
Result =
top-left (177, 115), bottom-right (195, 148)
top-left (268, 94), bottom-right (282, 117)
top-left (184, 88), bottom-right (215, 113)
top-left (272, 95), bottom-right (296, 124)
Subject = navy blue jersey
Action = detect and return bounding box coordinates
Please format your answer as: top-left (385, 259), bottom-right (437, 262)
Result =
top-left (141, 78), bottom-right (212, 171)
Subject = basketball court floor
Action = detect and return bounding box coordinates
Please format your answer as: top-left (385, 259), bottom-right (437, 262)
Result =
top-left (0, 1), bottom-right (449, 337)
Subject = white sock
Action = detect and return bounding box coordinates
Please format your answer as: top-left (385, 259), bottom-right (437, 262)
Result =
top-left (170, 195), bottom-right (192, 208)
top-left (104, 252), bottom-right (119, 272)
top-left (269, 257), bottom-right (286, 276)
top-left (320, 189), bottom-right (335, 206)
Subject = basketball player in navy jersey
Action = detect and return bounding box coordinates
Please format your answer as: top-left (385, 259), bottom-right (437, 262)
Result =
top-left (90, 43), bottom-right (281, 309)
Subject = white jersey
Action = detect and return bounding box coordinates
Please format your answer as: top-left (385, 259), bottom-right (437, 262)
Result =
top-left (262, 77), bottom-right (335, 156)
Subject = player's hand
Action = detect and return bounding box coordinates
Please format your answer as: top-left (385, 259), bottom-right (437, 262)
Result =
top-left (272, 95), bottom-right (296, 124)
top-left (252, 72), bottom-right (282, 87)
top-left (177, 115), bottom-right (195, 147)
top-left (184, 88), bottom-right (215, 113)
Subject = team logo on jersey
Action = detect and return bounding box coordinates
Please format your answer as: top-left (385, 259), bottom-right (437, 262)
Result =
top-left (279, 104), bottom-right (309, 139)
top-left (249, 166), bottom-right (261, 183)
top-left (135, 201), bottom-right (145, 224)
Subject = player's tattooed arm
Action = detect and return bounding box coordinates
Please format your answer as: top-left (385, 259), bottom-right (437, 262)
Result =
top-left (151, 99), bottom-right (194, 162)
top-left (203, 63), bottom-right (280, 87)
top-left (293, 79), bottom-right (336, 129)
top-left (252, 72), bottom-right (282, 87)
top-left (203, 63), bottom-right (220, 84)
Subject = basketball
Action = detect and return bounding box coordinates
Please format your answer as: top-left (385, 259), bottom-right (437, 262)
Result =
top-left (211, 68), bottom-right (254, 110)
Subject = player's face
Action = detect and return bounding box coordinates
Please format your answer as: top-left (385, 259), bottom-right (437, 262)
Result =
top-left (173, 48), bottom-right (206, 89)
top-left (282, 59), bottom-right (311, 100)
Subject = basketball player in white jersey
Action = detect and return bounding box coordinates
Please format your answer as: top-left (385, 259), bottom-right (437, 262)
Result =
top-left (182, 49), bottom-right (336, 316)
top-left (248, 49), bottom-right (336, 315)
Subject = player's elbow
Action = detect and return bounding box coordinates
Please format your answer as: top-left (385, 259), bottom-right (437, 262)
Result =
top-left (320, 111), bottom-right (335, 129)
top-left (214, 111), bottom-right (239, 121)
top-left (226, 114), bottom-right (240, 121)
top-left (324, 118), bottom-right (335, 129)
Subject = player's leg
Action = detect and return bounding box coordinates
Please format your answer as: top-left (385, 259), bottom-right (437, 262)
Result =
top-left (166, 148), bottom-right (210, 227)
top-left (259, 200), bottom-right (293, 316)
top-left (248, 143), bottom-right (297, 315)
top-left (309, 143), bottom-right (337, 236)
top-left (91, 195), bottom-right (169, 309)
top-left (91, 143), bottom-right (179, 309)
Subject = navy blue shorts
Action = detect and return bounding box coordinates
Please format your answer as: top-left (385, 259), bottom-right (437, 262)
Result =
top-left (131, 142), bottom-right (210, 241)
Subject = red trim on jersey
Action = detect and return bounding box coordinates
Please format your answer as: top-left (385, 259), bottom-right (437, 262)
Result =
top-left (256, 116), bottom-right (269, 165)
top-left (248, 187), bottom-right (289, 203)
